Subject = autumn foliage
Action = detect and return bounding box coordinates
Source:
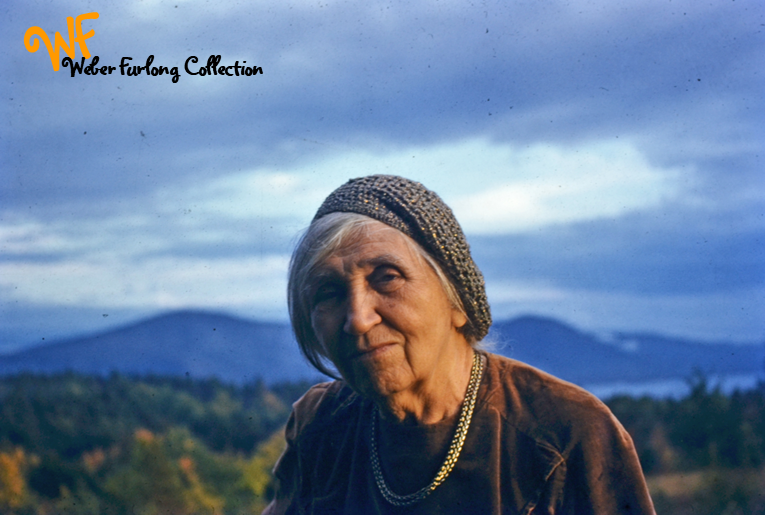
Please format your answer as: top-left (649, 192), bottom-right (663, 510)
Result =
top-left (0, 372), bottom-right (763, 514)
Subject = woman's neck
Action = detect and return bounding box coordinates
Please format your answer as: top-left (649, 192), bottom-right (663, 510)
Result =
top-left (376, 344), bottom-right (476, 425)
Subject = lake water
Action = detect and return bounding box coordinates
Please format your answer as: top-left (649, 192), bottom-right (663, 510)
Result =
top-left (584, 373), bottom-right (763, 400)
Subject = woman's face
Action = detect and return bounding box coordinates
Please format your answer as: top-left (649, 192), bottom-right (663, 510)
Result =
top-left (308, 221), bottom-right (469, 400)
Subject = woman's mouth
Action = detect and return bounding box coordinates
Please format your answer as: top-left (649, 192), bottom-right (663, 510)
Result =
top-left (353, 343), bottom-right (396, 361)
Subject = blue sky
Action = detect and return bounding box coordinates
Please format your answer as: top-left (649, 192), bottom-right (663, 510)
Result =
top-left (1, 0), bottom-right (763, 351)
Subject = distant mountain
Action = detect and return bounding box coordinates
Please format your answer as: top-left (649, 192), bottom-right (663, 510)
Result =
top-left (489, 315), bottom-right (765, 384)
top-left (0, 310), bottom-right (323, 384)
top-left (0, 310), bottom-right (762, 386)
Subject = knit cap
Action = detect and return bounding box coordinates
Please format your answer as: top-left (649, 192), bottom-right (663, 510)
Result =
top-left (314, 175), bottom-right (491, 341)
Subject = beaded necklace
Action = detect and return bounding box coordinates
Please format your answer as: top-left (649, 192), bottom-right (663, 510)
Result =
top-left (369, 350), bottom-right (484, 507)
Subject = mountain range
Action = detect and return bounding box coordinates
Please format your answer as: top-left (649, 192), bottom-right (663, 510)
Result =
top-left (0, 310), bottom-right (762, 388)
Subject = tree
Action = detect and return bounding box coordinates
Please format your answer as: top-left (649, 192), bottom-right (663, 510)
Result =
top-left (105, 429), bottom-right (223, 515)
top-left (0, 448), bottom-right (31, 512)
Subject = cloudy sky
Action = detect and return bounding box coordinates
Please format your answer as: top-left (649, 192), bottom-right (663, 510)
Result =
top-left (2, 0), bottom-right (763, 352)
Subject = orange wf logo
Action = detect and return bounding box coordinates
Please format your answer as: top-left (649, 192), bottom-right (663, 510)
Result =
top-left (24, 12), bottom-right (99, 71)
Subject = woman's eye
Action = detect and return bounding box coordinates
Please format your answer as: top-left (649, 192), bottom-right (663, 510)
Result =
top-left (371, 267), bottom-right (403, 291)
top-left (313, 284), bottom-right (343, 304)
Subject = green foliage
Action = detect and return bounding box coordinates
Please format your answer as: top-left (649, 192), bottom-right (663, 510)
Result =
top-left (0, 373), bottom-right (295, 515)
top-left (607, 376), bottom-right (765, 515)
top-left (0, 373), bottom-right (290, 457)
top-left (1, 371), bottom-right (763, 514)
top-left (104, 428), bottom-right (224, 515)
top-left (648, 467), bottom-right (765, 515)
top-left (241, 430), bottom-right (287, 504)
top-left (607, 376), bottom-right (765, 473)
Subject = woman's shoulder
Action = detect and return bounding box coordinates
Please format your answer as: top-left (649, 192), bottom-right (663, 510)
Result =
top-left (481, 352), bottom-right (626, 453)
top-left (484, 352), bottom-right (608, 410)
top-left (287, 380), bottom-right (365, 438)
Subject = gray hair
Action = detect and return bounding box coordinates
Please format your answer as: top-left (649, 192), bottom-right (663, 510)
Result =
top-left (288, 212), bottom-right (469, 379)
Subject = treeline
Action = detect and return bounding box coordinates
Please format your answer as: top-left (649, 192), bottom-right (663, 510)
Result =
top-left (609, 374), bottom-right (765, 473)
top-left (607, 374), bottom-right (765, 515)
top-left (0, 373), bottom-right (313, 514)
top-left (0, 372), bottom-right (763, 514)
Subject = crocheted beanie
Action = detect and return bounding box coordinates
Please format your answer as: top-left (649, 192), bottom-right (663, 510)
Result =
top-left (313, 175), bottom-right (492, 341)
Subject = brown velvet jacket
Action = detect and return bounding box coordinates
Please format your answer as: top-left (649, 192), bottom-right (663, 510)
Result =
top-left (263, 352), bottom-right (655, 514)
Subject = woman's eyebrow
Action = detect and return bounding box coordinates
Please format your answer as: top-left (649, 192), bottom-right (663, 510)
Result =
top-left (308, 269), bottom-right (342, 284)
top-left (310, 253), bottom-right (408, 281)
top-left (357, 253), bottom-right (407, 269)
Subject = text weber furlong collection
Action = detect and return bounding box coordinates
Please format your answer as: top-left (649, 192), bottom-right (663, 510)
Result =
top-left (62, 55), bottom-right (263, 83)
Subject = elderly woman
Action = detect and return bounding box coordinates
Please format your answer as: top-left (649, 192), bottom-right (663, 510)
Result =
top-left (264, 175), bottom-right (655, 514)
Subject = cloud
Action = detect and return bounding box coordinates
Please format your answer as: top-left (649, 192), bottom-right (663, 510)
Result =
top-left (1, 0), bottom-right (762, 344)
top-left (4, 0), bottom-right (761, 210)
top-left (471, 203), bottom-right (765, 297)
top-left (0, 252), bottom-right (290, 313)
top-left (450, 140), bottom-right (679, 233)
top-left (486, 281), bottom-right (765, 342)
top-left (165, 138), bottom-right (679, 231)
top-left (0, 134), bottom-right (760, 340)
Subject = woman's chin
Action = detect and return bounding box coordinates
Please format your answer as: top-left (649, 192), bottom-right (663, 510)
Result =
top-left (345, 352), bottom-right (412, 400)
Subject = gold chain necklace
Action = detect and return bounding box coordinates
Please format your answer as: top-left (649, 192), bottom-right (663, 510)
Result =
top-left (369, 350), bottom-right (484, 507)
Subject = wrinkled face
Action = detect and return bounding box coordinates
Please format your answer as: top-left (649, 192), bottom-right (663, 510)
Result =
top-left (308, 221), bottom-right (469, 399)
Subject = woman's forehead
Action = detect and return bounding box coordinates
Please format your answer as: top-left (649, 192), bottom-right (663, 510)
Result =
top-left (320, 223), bottom-right (421, 269)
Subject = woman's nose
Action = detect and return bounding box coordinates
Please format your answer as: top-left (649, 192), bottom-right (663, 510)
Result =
top-left (343, 286), bottom-right (382, 335)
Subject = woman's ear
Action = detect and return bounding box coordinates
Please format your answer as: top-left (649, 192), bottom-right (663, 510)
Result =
top-left (451, 308), bottom-right (468, 329)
